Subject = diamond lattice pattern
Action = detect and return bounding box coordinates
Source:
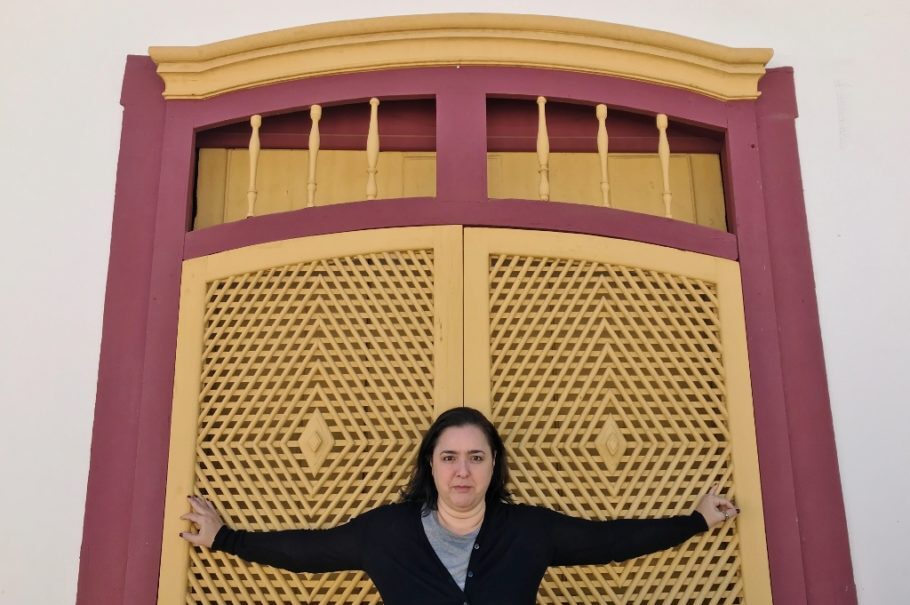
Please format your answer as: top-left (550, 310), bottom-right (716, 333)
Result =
top-left (487, 254), bottom-right (744, 604)
top-left (187, 251), bottom-right (437, 604)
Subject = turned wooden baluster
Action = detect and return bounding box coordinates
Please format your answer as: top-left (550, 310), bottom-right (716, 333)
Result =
top-left (246, 114), bottom-right (262, 217)
top-left (366, 97), bottom-right (380, 200)
top-left (306, 104), bottom-right (322, 207)
top-left (596, 104), bottom-right (610, 207)
top-left (537, 96), bottom-right (550, 201)
top-left (657, 113), bottom-right (673, 218)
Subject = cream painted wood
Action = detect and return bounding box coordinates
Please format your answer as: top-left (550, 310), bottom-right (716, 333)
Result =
top-left (596, 104), bottom-right (611, 207)
top-left (194, 148), bottom-right (228, 230)
top-left (247, 114), bottom-right (262, 218)
top-left (401, 154), bottom-right (437, 197)
top-left (536, 96), bottom-right (550, 201)
top-left (657, 113), bottom-right (673, 218)
top-left (224, 150), bottom-right (310, 223)
top-left (366, 98), bottom-right (380, 200)
top-left (486, 152), bottom-right (712, 226)
top-left (149, 15), bottom-right (773, 101)
top-left (307, 105), bottom-right (322, 207)
top-left (690, 154), bottom-right (728, 230)
top-left (195, 149), bottom-right (437, 228)
top-left (196, 149), bottom-right (720, 229)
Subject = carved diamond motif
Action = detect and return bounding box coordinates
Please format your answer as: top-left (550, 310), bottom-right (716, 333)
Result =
top-left (594, 414), bottom-right (626, 472)
top-left (299, 411), bottom-right (334, 471)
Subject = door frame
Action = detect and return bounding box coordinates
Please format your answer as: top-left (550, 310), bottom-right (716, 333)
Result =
top-left (78, 48), bottom-right (852, 605)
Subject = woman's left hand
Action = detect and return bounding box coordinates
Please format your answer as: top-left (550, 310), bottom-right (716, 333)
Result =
top-left (695, 484), bottom-right (738, 529)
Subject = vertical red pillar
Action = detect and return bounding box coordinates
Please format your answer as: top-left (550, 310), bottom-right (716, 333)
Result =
top-left (77, 56), bottom-right (166, 605)
top-left (755, 67), bottom-right (857, 604)
top-left (435, 70), bottom-right (487, 203)
top-left (725, 100), bottom-right (811, 604)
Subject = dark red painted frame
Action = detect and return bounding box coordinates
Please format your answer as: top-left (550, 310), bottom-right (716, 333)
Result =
top-left (78, 58), bottom-right (856, 604)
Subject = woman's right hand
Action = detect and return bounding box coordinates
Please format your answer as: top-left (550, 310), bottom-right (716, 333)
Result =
top-left (180, 495), bottom-right (225, 548)
top-left (694, 484), bottom-right (738, 529)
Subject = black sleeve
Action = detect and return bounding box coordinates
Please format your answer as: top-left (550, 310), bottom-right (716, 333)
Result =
top-left (210, 516), bottom-right (365, 573)
top-left (545, 509), bottom-right (709, 567)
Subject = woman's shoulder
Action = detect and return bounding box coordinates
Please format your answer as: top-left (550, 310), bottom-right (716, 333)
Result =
top-left (490, 501), bottom-right (558, 522)
top-left (354, 501), bottom-right (421, 525)
top-left (347, 501), bottom-right (424, 540)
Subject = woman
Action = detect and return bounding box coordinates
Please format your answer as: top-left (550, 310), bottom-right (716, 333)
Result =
top-left (181, 407), bottom-right (737, 604)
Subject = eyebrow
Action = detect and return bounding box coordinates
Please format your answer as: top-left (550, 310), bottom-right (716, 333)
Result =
top-left (439, 449), bottom-right (488, 455)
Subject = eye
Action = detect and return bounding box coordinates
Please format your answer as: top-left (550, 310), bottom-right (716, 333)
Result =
top-left (441, 455), bottom-right (455, 462)
top-left (471, 455), bottom-right (485, 463)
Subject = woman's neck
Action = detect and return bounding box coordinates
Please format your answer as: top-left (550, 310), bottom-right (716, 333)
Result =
top-left (435, 500), bottom-right (486, 536)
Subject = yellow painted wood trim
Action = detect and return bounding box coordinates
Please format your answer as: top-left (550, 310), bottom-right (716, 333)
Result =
top-left (433, 226), bottom-right (464, 416)
top-left (149, 14), bottom-right (772, 100)
top-left (716, 261), bottom-right (773, 604)
top-left (157, 258), bottom-right (207, 604)
top-left (463, 235), bottom-right (492, 417)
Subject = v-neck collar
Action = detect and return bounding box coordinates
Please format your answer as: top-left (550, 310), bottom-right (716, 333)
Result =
top-left (416, 502), bottom-right (497, 595)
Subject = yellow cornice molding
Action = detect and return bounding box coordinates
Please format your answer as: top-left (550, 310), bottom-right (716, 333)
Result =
top-left (149, 14), bottom-right (773, 101)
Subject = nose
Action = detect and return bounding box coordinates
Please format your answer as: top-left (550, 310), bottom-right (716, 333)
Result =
top-left (455, 459), bottom-right (470, 477)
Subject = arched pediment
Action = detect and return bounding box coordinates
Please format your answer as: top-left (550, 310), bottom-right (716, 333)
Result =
top-left (149, 14), bottom-right (772, 100)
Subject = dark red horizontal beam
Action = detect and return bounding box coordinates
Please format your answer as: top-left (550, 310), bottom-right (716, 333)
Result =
top-left (184, 197), bottom-right (737, 261)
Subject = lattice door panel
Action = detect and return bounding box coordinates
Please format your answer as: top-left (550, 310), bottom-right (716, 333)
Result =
top-left (463, 228), bottom-right (771, 604)
top-left (159, 227), bottom-right (463, 604)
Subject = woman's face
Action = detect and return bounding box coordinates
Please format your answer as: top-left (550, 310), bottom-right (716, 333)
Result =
top-left (431, 424), bottom-right (494, 512)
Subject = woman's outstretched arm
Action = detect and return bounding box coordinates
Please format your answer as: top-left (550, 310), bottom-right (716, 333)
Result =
top-left (179, 495), bottom-right (365, 573)
top-left (547, 484), bottom-right (738, 567)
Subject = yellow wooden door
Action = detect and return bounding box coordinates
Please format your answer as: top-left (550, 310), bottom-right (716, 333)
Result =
top-left (463, 228), bottom-right (771, 604)
top-left (160, 225), bottom-right (770, 604)
top-left (158, 226), bottom-right (463, 604)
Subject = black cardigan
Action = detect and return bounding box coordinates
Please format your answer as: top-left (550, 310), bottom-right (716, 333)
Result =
top-left (212, 501), bottom-right (708, 605)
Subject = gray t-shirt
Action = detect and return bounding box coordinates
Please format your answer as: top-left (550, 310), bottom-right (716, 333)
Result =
top-left (421, 510), bottom-right (480, 590)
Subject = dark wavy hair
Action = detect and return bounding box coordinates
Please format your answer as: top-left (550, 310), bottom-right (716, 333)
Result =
top-left (400, 407), bottom-right (512, 510)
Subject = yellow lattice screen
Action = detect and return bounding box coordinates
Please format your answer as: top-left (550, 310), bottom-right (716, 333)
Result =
top-left (159, 227), bottom-right (463, 604)
top-left (161, 226), bottom-right (770, 604)
top-left (464, 229), bottom-right (771, 604)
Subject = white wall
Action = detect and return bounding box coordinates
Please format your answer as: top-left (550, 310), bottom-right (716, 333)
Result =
top-left (1, 1), bottom-right (907, 603)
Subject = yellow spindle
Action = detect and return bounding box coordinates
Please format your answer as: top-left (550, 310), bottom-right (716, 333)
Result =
top-left (657, 113), bottom-right (673, 218)
top-left (596, 104), bottom-right (610, 207)
top-left (537, 96), bottom-right (550, 201)
top-left (307, 104), bottom-right (322, 207)
top-left (366, 97), bottom-right (380, 200)
top-left (246, 114), bottom-right (261, 218)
